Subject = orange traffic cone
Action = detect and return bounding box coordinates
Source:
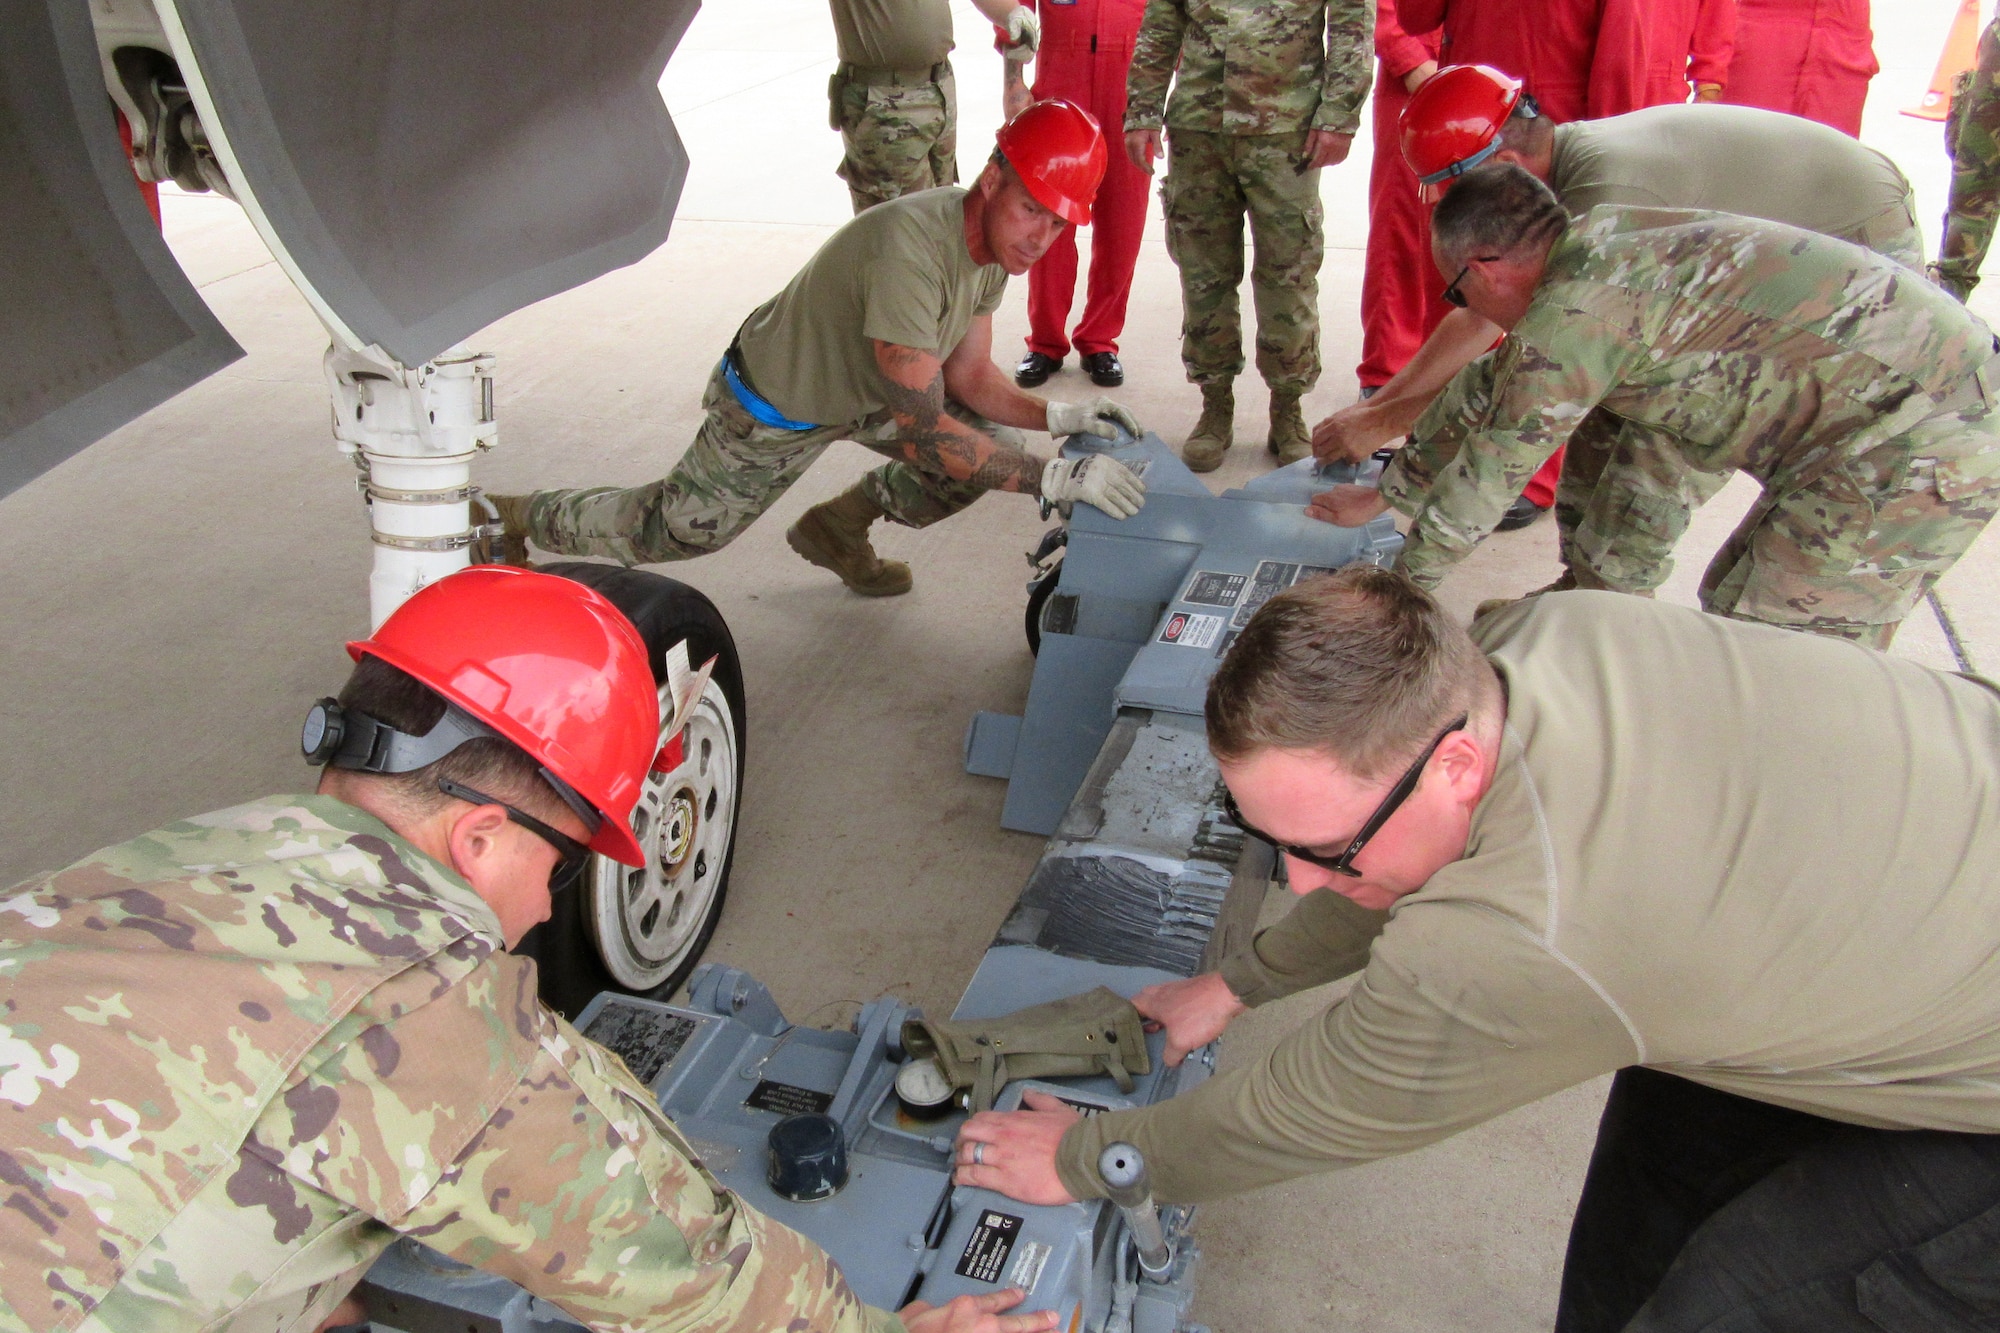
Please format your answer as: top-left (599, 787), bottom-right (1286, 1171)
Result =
top-left (1905, 0), bottom-right (1984, 121)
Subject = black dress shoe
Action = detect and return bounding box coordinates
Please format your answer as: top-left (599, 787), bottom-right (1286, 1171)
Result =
top-left (1016, 351), bottom-right (1062, 387)
top-left (1080, 351), bottom-right (1124, 387)
top-left (1496, 494), bottom-right (1550, 531)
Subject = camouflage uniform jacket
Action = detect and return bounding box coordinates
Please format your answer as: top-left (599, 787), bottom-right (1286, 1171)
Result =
top-left (1383, 206), bottom-right (2000, 588)
top-left (1123, 0), bottom-right (1376, 136)
top-left (0, 796), bottom-right (897, 1333)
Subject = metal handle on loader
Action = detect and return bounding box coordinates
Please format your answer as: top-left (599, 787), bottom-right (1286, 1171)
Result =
top-left (1098, 1141), bottom-right (1174, 1280)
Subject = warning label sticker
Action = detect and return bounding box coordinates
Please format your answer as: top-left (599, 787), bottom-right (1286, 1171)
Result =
top-left (1157, 611), bottom-right (1224, 649)
top-left (580, 1004), bottom-right (699, 1084)
top-left (1050, 1094), bottom-right (1110, 1118)
top-left (744, 1080), bottom-right (834, 1117)
top-left (1231, 560), bottom-right (1298, 628)
top-left (1181, 570), bottom-right (1247, 607)
top-left (955, 1210), bottom-right (1024, 1283)
top-left (1291, 564), bottom-right (1338, 586)
top-left (1007, 1240), bottom-right (1052, 1294)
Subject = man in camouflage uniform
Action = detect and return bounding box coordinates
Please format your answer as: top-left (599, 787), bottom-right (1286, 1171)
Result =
top-left (829, 0), bottom-right (1042, 213)
top-left (1320, 76), bottom-right (1933, 561)
top-left (0, 568), bottom-right (1048, 1333)
top-left (1935, 18), bottom-right (2000, 302)
top-left (1314, 164), bottom-right (2000, 648)
top-left (1123, 0), bottom-right (1374, 472)
top-left (493, 105), bottom-right (1146, 598)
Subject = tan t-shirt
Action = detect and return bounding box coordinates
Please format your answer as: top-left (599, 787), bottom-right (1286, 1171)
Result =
top-left (829, 0), bottom-right (954, 72)
top-left (1057, 593), bottom-right (2000, 1202)
top-left (1550, 104), bottom-right (1918, 250)
top-left (734, 187), bottom-right (1007, 426)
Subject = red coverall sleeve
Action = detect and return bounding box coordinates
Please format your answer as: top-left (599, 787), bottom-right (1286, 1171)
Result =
top-left (1585, 0), bottom-right (1653, 117)
top-left (1376, 0), bottom-right (1437, 81)
top-left (1687, 0), bottom-right (1737, 89)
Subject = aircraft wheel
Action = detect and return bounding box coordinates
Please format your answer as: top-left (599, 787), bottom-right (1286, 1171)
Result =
top-left (522, 563), bottom-right (745, 1019)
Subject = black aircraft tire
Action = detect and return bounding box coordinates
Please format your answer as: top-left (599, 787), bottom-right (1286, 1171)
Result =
top-left (521, 562), bottom-right (747, 1020)
top-left (1026, 563), bottom-right (1060, 657)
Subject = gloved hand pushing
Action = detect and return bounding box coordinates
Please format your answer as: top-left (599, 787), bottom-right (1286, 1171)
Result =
top-left (1040, 455), bottom-right (1147, 520)
top-left (1046, 397), bottom-right (1142, 441)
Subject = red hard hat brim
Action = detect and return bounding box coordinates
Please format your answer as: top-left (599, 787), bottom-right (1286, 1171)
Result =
top-left (1020, 173), bottom-right (1091, 225)
top-left (583, 805), bottom-right (645, 867)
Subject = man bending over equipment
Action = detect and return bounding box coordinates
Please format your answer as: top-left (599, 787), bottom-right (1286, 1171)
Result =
top-left (959, 566), bottom-right (2000, 1330)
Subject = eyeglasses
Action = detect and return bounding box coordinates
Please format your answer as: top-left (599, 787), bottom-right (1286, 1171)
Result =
top-left (1440, 263), bottom-right (1474, 308)
top-left (1221, 716), bottom-right (1469, 878)
top-left (437, 777), bottom-right (593, 893)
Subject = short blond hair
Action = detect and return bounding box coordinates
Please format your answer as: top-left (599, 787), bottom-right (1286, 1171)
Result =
top-left (1206, 566), bottom-right (1491, 779)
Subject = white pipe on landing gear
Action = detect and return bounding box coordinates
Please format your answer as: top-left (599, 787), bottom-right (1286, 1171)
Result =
top-left (325, 343), bottom-right (498, 629)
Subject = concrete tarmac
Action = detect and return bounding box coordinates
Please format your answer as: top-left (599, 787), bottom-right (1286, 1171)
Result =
top-left (2, 2), bottom-right (1994, 1327)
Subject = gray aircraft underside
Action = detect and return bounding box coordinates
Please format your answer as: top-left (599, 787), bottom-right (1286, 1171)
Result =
top-left (1, 0), bottom-right (698, 500)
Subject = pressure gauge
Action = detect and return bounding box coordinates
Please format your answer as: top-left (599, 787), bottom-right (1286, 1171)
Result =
top-left (894, 1058), bottom-right (956, 1120)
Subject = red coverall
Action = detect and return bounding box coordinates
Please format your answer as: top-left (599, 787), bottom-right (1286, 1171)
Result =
top-left (1357, 0), bottom-right (1450, 391)
top-left (1721, 0), bottom-right (1876, 137)
top-left (1024, 0), bottom-right (1151, 361)
top-left (1645, 0), bottom-right (1738, 105)
top-left (1393, 0), bottom-right (1653, 506)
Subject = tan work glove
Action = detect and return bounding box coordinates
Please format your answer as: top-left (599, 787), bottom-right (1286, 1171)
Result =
top-left (1000, 5), bottom-right (1041, 59)
top-left (1041, 455), bottom-right (1147, 520)
top-left (1046, 396), bottom-right (1142, 440)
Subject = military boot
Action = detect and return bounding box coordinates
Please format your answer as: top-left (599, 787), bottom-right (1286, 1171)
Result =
top-left (1268, 391), bottom-right (1311, 465)
top-left (1180, 382), bottom-right (1235, 474)
top-left (785, 484), bottom-right (913, 596)
top-left (477, 492), bottom-right (534, 567)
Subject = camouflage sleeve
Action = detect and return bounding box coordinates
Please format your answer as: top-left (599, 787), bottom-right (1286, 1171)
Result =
top-left (403, 1022), bottom-right (901, 1333)
top-left (258, 956), bottom-right (899, 1333)
top-left (1311, 0), bottom-right (1377, 135)
top-left (1378, 349), bottom-right (1500, 527)
top-left (1937, 20), bottom-right (2000, 301)
top-left (1124, 0), bottom-right (1186, 132)
top-left (1389, 317), bottom-right (1625, 589)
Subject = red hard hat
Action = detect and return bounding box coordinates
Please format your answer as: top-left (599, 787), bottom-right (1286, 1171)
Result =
top-left (1401, 64), bottom-right (1529, 204)
top-left (348, 567), bottom-right (657, 866)
top-left (996, 98), bottom-right (1107, 225)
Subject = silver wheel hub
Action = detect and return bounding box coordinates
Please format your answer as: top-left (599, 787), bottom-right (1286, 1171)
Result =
top-left (586, 668), bottom-right (737, 990)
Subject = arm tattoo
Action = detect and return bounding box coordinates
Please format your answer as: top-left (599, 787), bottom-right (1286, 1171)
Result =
top-left (879, 343), bottom-right (1044, 493)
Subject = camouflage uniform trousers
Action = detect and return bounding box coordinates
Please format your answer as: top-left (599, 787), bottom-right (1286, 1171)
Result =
top-left (1161, 128), bottom-right (1325, 392)
top-left (832, 60), bottom-right (958, 214)
top-left (1936, 19), bottom-right (2000, 301)
top-left (1414, 356), bottom-right (2000, 649)
top-left (1693, 411), bottom-right (2000, 649)
top-left (520, 360), bottom-right (1006, 566)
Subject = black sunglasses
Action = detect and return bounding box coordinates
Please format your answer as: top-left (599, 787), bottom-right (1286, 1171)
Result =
top-left (1441, 262), bottom-right (1474, 308)
top-left (1222, 716), bottom-right (1469, 877)
top-left (1440, 255), bottom-right (1503, 309)
top-left (437, 777), bottom-right (592, 893)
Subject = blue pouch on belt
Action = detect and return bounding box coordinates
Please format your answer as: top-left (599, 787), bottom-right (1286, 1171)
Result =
top-left (722, 347), bottom-right (820, 432)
